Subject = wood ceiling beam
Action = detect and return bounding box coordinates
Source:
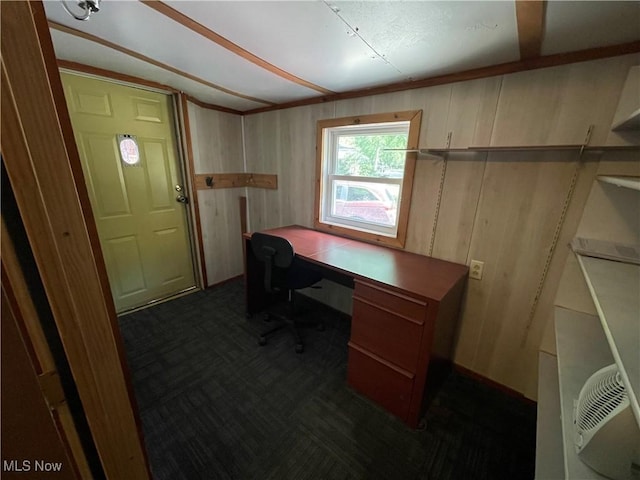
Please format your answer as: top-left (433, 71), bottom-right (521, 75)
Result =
top-left (245, 40), bottom-right (640, 115)
top-left (57, 59), bottom-right (244, 115)
top-left (139, 0), bottom-right (334, 95)
top-left (516, 0), bottom-right (547, 60)
top-left (48, 20), bottom-right (275, 106)
top-left (185, 94), bottom-right (244, 115)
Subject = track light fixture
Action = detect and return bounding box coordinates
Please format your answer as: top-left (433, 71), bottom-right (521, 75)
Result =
top-left (61, 0), bottom-right (101, 21)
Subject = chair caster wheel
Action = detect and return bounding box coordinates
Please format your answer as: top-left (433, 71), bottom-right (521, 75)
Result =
top-left (316, 323), bottom-right (325, 332)
top-left (258, 337), bottom-right (267, 346)
top-left (295, 344), bottom-right (303, 354)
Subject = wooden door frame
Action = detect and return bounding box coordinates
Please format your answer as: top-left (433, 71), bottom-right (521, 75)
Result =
top-left (1, 2), bottom-right (151, 478)
top-left (1, 276), bottom-right (78, 480)
top-left (176, 92), bottom-right (209, 288)
top-left (58, 69), bottom-right (207, 296)
top-left (1, 216), bottom-right (95, 478)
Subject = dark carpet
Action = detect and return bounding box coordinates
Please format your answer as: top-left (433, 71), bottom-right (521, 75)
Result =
top-left (118, 279), bottom-right (536, 480)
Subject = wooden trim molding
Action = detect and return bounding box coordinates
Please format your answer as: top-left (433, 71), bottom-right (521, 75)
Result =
top-left (1, 2), bottom-right (151, 478)
top-left (245, 40), bottom-right (640, 115)
top-left (1, 220), bottom-right (55, 375)
top-left (1, 279), bottom-right (80, 480)
top-left (206, 274), bottom-right (244, 290)
top-left (58, 59), bottom-right (179, 94)
top-left (186, 94), bottom-right (243, 115)
top-left (179, 93), bottom-right (209, 288)
top-left (454, 364), bottom-right (537, 405)
top-left (57, 59), bottom-right (244, 115)
top-left (314, 110), bottom-right (422, 249)
top-left (38, 370), bottom-right (67, 409)
top-left (141, 0), bottom-right (334, 95)
top-left (194, 173), bottom-right (278, 190)
top-left (239, 196), bottom-right (248, 234)
top-left (1, 222), bottom-right (94, 479)
top-left (48, 20), bottom-right (274, 106)
top-left (516, 0), bottom-right (546, 60)
top-left (38, 17), bottom-right (151, 467)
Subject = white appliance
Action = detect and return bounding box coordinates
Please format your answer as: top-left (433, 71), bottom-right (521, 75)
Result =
top-left (574, 364), bottom-right (640, 480)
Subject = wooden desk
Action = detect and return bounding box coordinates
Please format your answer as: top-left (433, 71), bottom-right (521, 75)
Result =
top-left (243, 225), bottom-right (468, 428)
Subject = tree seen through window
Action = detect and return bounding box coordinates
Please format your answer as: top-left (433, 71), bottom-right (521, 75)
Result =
top-left (336, 133), bottom-right (408, 177)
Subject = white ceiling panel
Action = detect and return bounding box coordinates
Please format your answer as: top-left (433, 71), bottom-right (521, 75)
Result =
top-left (50, 29), bottom-right (267, 111)
top-left (542, 1), bottom-right (640, 55)
top-left (165, 1), bottom-right (405, 91)
top-left (44, 0), bottom-right (321, 103)
top-left (41, 0), bottom-right (640, 112)
top-left (333, 1), bottom-right (520, 78)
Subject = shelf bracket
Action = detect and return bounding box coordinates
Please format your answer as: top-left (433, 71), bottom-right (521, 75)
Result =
top-left (381, 147), bottom-right (444, 161)
top-left (579, 125), bottom-right (594, 156)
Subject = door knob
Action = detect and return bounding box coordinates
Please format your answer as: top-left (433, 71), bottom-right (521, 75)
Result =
top-left (175, 184), bottom-right (183, 192)
top-left (176, 194), bottom-right (189, 204)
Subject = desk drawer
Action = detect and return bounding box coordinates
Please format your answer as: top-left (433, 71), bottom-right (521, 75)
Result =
top-left (351, 297), bottom-right (423, 372)
top-left (347, 343), bottom-right (414, 421)
top-left (354, 280), bottom-right (426, 322)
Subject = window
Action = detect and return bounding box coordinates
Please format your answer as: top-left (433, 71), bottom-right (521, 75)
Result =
top-left (315, 111), bottom-right (422, 247)
top-left (117, 134), bottom-right (140, 166)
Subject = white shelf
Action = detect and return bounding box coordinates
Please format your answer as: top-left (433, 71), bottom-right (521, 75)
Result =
top-left (418, 145), bottom-right (640, 157)
top-left (535, 351), bottom-right (564, 480)
top-left (555, 306), bottom-right (613, 480)
top-left (598, 175), bottom-right (640, 191)
top-left (611, 65), bottom-right (640, 133)
top-left (575, 254), bottom-right (640, 426)
top-left (611, 108), bottom-right (640, 132)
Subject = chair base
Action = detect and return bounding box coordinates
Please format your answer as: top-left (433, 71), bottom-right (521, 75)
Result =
top-left (257, 309), bottom-right (323, 354)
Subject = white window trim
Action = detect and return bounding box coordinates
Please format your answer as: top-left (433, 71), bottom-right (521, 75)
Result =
top-left (319, 122), bottom-right (409, 238)
top-left (314, 110), bottom-right (422, 249)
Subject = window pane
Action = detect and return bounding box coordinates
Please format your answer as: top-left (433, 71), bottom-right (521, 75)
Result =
top-left (331, 180), bottom-right (400, 226)
top-left (117, 134), bottom-right (140, 166)
top-left (335, 133), bottom-right (408, 177)
top-left (317, 111), bottom-right (421, 244)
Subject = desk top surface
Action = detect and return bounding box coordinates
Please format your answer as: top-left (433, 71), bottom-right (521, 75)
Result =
top-left (248, 225), bottom-right (468, 301)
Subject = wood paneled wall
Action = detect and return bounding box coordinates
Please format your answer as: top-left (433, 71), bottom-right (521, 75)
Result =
top-left (244, 103), bottom-right (335, 229)
top-left (240, 53), bottom-right (640, 399)
top-left (490, 59), bottom-right (628, 146)
top-left (186, 102), bottom-right (245, 286)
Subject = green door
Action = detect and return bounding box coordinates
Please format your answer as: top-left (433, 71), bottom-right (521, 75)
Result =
top-left (61, 72), bottom-right (196, 312)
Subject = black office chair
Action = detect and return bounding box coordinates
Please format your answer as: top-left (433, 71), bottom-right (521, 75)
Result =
top-left (251, 232), bottom-right (323, 353)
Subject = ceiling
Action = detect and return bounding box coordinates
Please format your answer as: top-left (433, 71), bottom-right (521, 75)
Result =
top-left (44, 1), bottom-right (640, 114)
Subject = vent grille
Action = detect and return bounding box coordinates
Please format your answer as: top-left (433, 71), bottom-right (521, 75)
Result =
top-left (576, 364), bottom-right (627, 432)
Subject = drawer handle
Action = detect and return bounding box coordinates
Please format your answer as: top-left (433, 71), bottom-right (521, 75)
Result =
top-left (355, 280), bottom-right (428, 306)
top-left (348, 342), bottom-right (415, 379)
top-left (353, 296), bottom-right (424, 326)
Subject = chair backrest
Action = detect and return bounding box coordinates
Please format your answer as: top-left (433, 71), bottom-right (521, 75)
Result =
top-left (250, 232), bottom-right (295, 293)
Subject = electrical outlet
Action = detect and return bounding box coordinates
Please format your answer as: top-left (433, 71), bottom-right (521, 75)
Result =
top-left (469, 260), bottom-right (484, 280)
